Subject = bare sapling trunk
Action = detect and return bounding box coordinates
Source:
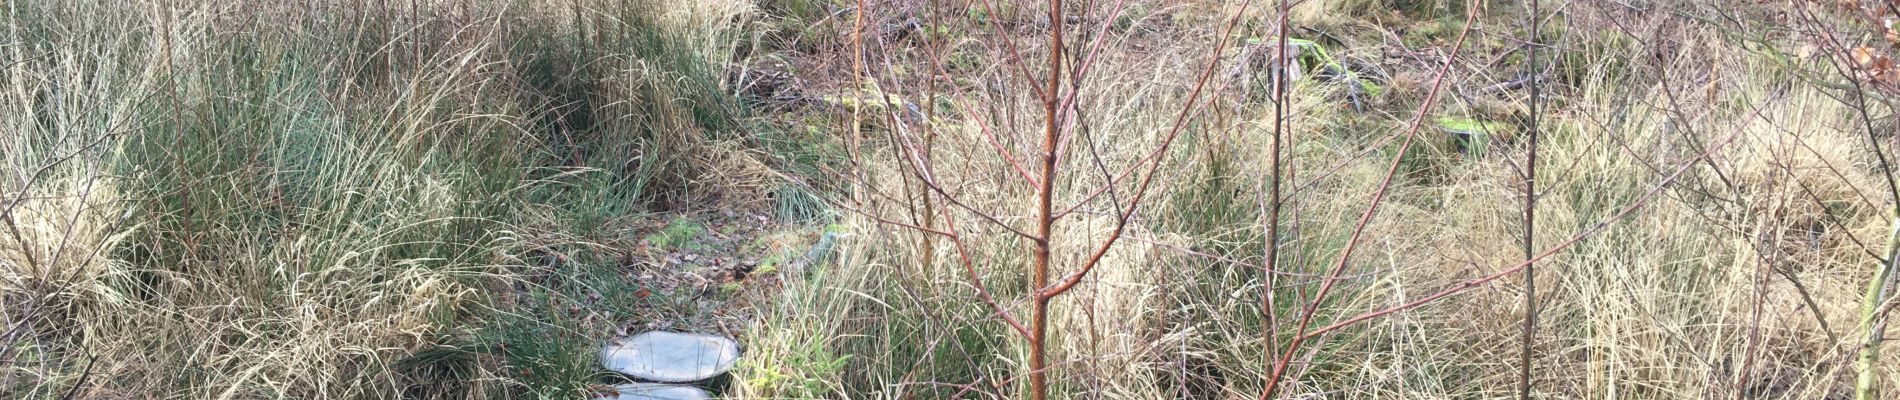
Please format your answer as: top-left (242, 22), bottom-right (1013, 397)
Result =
top-left (1029, 1), bottom-right (1064, 398)
top-left (1856, 215), bottom-right (1899, 400)
top-left (1258, 0), bottom-right (1288, 397)
top-left (1519, 0), bottom-right (1542, 397)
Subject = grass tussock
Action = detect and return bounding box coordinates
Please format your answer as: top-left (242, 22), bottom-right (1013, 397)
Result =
top-left (1, 0), bottom-right (777, 398)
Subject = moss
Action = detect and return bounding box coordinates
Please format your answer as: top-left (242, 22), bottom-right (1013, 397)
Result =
top-left (720, 281), bottom-right (746, 298)
top-left (1436, 116), bottom-right (1514, 156)
top-left (645, 217), bottom-right (707, 250)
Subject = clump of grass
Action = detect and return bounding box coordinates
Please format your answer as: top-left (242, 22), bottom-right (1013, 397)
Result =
top-left (1, 0), bottom-right (769, 398)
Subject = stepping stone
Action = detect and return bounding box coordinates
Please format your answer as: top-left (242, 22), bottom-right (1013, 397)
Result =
top-left (600, 331), bottom-right (740, 382)
top-left (595, 383), bottom-right (712, 400)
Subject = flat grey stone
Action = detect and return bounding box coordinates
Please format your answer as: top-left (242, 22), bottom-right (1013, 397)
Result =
top-left (595, 383), bottom-right (712, 400)
top-left (600, 331), bottom-right (739, 382)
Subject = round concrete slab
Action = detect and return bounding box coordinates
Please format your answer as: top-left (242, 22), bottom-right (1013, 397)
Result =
top-left (595, 383), bottom-right (712, 400)
top-left (600, 331), bottom-right (740, 382)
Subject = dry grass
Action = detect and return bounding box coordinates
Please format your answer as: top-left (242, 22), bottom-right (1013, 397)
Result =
top-left (2, 0), bottom-right (772, 398)
top-left (5, 0), bottom-right (1900, 398)
top-left (737, 0), bottom-right (1900, 399)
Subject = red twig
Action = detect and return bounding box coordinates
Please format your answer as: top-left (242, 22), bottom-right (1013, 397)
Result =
top-left (1297, 112), bottom-right (1751, 341)
top-left (1036, 0), bottom-right (1256, 300)
top-left (912, 25), bottom-right (1042, 189)
top-left (1259, 0), bottom-right (1291, 397)
top-left (1262, 2), bottom-right (1481, 396)
top-left (936, 192), bottom-right (1035, 339)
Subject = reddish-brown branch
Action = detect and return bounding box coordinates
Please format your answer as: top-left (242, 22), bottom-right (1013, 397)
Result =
top-left (1519, 0), bottom-right (1544, 395)
top-left (912, 27), bottom-right (1042, 189)
top-left (1296, 111), bottom-right (1750, 342)
top-left (1050, 0), bottom-right (1131, 161)
top-left (813, 146), bottom-right (1036, 240)
top-left (1259, 1), bottom-right (1291, 397)
top-left (812, 187), bottom-right (958, 237)
top-left (1037, 0), bottom-right (1256, 300)
top-left (973, 0), bottom-right (1051, 105)
top-left (1262, 3), bottom-right (1480, 396)
top-left (934, 192), bottom-right (1035, 339)
top-left (1027, 0), bottom-right (1065, 398)
top-left (1049, 58), bottom-right (1291, 221)
top-left (891, 142), bottom-right (1040, 240)
top-left (1791, 0), bottom-right (1900, 205)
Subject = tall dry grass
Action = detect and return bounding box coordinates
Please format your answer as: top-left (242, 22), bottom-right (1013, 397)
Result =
top-left (1, 0), bottom-right (771, 398)
top-left (737, 0), bottom-right (1900, 398)
top-left (5, 0), bottom-right (1898, 398)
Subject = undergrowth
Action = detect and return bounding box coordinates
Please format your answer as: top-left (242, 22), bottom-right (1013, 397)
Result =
top-left (1, 0), bottom-right (794, 398)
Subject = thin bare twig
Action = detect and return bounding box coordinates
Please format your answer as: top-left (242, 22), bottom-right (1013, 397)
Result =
top-left (1300, 118), bottom-right (1751, 340)
top-left (1519, 0), bottom-right (1543, 396)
